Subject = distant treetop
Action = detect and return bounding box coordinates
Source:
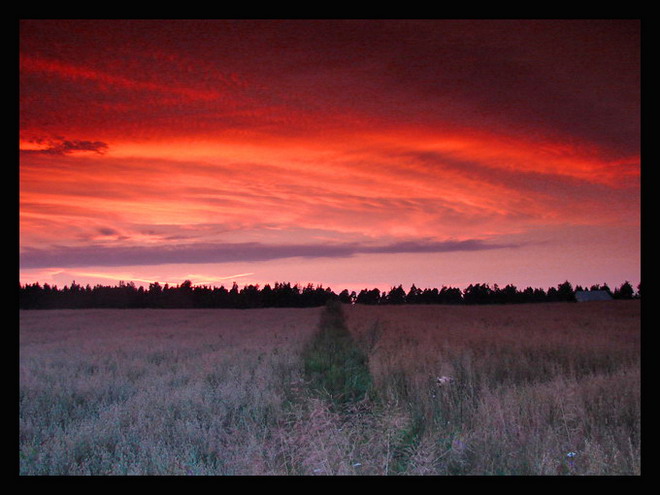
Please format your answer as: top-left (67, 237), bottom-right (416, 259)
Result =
top-left (19, 279), bottom-right (638, 310)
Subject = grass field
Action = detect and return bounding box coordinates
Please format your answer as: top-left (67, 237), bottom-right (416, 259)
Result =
top-left (19, 300), bottom-right (640, 475)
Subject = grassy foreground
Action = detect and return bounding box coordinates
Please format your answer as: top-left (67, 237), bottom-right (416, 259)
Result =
top-left (19, 301), bottom-right (640, 475)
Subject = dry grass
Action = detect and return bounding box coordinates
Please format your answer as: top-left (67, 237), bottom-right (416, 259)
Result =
top-left (19, 301), bottom-right (640, 475)
top-left (19, 308), bottom-right (318, 475)
top-left (345, 301), bottom-right (641, 475)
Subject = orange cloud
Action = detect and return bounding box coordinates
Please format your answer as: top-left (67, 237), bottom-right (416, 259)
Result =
top-left (20, 120), bottom-right (639, 264)
top-left (18, 20), bottom-right (639, 292)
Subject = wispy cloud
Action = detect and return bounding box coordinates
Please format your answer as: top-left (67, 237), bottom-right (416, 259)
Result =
top-left (20, 55), bottom-right (221, 102)
top-left (18, 20), bottom-right (639, 290)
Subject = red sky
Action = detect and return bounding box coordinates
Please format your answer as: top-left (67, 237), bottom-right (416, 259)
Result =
top-left (19, 19), bottom-right (640, 292)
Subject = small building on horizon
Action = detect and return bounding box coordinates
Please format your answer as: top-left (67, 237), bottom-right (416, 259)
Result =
top-left (575, 290), bottom-right (613, 302)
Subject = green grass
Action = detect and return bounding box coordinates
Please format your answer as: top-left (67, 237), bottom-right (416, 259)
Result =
top-left (301, 299), bottom-right (373, 406)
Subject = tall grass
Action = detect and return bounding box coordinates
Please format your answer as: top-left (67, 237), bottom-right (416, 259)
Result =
top-left (19, 308), bottom-right (318, 475)
top-left (345, 301), bottom-right (641, 475)
top-left (20, 301), bottom-right (640, 475)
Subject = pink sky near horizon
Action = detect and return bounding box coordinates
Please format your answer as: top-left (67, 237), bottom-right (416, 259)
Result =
top-left (19, 20), bottom-right (640, 293)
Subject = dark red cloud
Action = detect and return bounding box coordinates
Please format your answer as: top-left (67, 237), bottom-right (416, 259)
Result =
top-left (20, 137), bottom-right (108, 155)
top-left (20, 20), bottom-right (639, 154)
top-left (19, 20), bottom-right (640, 290)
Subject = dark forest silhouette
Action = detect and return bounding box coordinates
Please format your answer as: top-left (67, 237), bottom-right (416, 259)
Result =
top-left (19, 279), bottom-right (638, 310)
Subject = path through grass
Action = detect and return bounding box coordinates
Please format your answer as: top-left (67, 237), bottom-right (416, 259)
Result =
top-left (301, 299), bottom-right (373, 406)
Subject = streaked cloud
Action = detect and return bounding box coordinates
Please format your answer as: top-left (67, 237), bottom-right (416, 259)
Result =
top-left (20, 238), bottom-right (519, 269)
top-left (19, 20), bottom-right (640, 290)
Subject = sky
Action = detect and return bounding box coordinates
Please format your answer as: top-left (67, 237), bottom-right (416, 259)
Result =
top-left (19, 19), bottom-right (640, 293)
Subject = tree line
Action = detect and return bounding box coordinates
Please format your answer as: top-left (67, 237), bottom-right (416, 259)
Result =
top-left (18, 279), bottom-right (639, 310)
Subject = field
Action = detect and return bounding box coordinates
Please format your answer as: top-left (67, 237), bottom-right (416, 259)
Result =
top-left (19, 300), bottom-right (641, 475)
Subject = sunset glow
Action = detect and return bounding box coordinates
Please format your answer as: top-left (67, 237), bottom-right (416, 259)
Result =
top-left (19, 20), bottom-right (640, 292)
